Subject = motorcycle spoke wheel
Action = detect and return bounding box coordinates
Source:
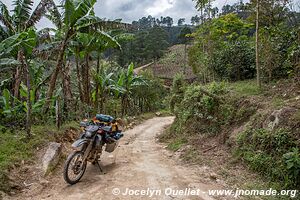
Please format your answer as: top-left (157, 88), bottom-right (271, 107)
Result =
top-left (63, 151), bottom-right (87, 185)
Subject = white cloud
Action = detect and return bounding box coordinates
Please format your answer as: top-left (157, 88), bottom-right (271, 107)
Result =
top-left (146, 0), bottom-right (175, 16)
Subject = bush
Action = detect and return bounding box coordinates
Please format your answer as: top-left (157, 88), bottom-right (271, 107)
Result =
top-left (211, 40), bottom-right (256, 81)
top-left (170, 73), bottom-right (185, 113)
top-left (171, 81), bottom-right (234, 135)
top-left (283, 148), bottom-right (300, 187)
top-left (236, 128), bottom-right (300, 187)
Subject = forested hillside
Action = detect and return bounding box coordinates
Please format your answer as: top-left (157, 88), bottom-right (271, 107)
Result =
top-left (0, 0), bottom-right (299, 199)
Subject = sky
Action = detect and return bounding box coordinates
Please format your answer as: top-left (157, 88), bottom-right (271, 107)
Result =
top-left (1, 0), bottom-right (300, 29)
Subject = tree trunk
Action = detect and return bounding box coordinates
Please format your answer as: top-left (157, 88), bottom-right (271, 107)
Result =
top-left (256, 0), bottom-right (262, 88)
top-left (95, 54), bottom-right (100, 111)
top-left (183, 43), bottom-right (187, 75)
top-left (75, 52), bottom-right (83, 102)
top-left (62, 60), bottom-right (73, 118)
top-left (200, 9), bottom-right (203, 24)
top-left (86, 54), bottom-right (91, 105)
top-left (55, 98), bottom-right (61, 130)
top-left (44, 33), bottom-right (70, 112)
top-left (208, 0), bottom-right (211, 19)
top-left (19, 50), bottom-right (31, 137)
top-left (13, 50), bottom-right (26, 104)
top-left (82, 53), bottom-right (91, 105)
top-left (13, 65), bottom-right (22, 101)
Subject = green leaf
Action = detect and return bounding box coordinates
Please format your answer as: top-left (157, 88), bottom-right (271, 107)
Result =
top-left (12, 0), bottom-right (33, 27)
top-left (0, 58), bottom-right (20, 66)
top-left (2, 88), bottom-right (11, 110)
top-left (63, 0), bottom-right (75, 27)
top-left (0, 32), bottom-right (28, 56)
top-left (0, 1), bottom-right (15, 33)
top-left (66, 0), bottom-right (96, 27)
top-left (75, 15), bottom-right (102, 30)
top-left (19, 83), bottom-right (28, 98)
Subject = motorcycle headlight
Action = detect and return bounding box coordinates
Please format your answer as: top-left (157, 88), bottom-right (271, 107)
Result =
top-left (85, 131), bottom-right (93, 138)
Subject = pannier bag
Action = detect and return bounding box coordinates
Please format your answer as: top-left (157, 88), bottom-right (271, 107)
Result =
top-left (96, 114), bottom-right (114, 123)
top-left (105, 140), bottom-right (119, 153)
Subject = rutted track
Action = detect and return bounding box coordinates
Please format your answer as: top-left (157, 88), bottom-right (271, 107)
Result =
top-left (8, 117), bottom-right (219, 200)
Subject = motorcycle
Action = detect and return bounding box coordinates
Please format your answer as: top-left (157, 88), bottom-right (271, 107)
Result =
top-left (63, 115), bottom-right (123, 185)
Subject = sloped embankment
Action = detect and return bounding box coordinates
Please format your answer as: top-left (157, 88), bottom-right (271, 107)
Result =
top-left (160, 79), bottom-right (300, 191)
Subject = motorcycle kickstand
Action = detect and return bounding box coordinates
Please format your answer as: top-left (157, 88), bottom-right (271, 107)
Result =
top-left (96, 160), bottom-right (106, 174)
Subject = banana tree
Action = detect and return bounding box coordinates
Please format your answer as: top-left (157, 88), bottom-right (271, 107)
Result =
top-left (92, 67), bottom-right (115, 113)
top-left (0, 0), bottom-right (59, 99)
top-left (0, 29), bottom-right (37, 136)
top-left (44, 0), bottom-right (130, 112)
top-left (114, 63), bottom-right (148, 116)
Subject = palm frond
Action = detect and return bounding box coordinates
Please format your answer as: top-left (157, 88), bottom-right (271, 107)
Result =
top-left (63, 0), bottom-right (75, 27)
top-left (0, 25), bottom-right (9, 40)
top-left (0, 1), bottom-right (15, 33)
top-left (26, 0), bottom-right (61, 29)
top-left (12, 0), bottom-right (33, 29)
top-left (75, 15), bottom-right (133, 31)
top-left (0, 58), bottom-right (21, 66)
top-left (0, 32), bottom-right (28, 57)
top-left (72, 0), bottom-right (96, 24)
top-left (94, 30), bottom-right (121, 49)
top-left (44, 4), bottom-right (62, 29)
top-left (114, 33), bottom-right (135, 43)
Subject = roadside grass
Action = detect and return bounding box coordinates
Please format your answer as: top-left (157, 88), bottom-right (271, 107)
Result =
top-left (292, 110), bottom-right (300, 121)
top-left (0, 121), bottom-right (78, 192)
top-left (136, 110), bottom-right (171, 120)
top-left (167, 137), bottom-right (187, 151)
top-left (127, 110), bottom-right (173, 127)
top-left (240, 181), bottom-right (293, 200)
top-left (229, 79), bottom-right (263, 97)
top-left (271, 97), bottom-right (285, 108)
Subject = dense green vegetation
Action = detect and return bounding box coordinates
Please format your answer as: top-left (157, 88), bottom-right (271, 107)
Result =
top-left (189, 0), bottom-right (300, 83)
top-left (0, 0), bottom-right (169, 131)
top-left (164, 78), bottom-right (300, 190)
top-left (236, 128), bottom-right (300, 187)
top-left (0, 0), bottom-right (169, 191)
top-left (116, 15), bottom-right (194, 66)
top-left (163, 0), bottom-right (300, 192)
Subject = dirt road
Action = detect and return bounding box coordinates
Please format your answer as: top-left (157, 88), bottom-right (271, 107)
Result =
top-left (9, 117), bottom-right (221, 200)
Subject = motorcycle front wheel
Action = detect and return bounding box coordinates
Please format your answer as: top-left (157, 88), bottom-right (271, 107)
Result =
top-left (63, 151), bottom-right (87, 185)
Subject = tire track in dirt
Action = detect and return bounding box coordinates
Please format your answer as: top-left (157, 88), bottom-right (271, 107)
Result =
top-left (8, 117), bottom-right (219, 200)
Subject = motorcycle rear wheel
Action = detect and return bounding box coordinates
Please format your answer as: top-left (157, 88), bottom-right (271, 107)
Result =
top-left (63, 151), bottom-right (87, 185)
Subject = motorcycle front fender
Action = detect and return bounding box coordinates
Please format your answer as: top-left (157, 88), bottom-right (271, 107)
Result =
top-left (72, 139), bottom-right (89, 148)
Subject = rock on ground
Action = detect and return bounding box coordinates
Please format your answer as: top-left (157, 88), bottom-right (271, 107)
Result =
top-left (264, 107), bottom-right (298, 131)
top-left (42, 142), bottom-right (62, 176)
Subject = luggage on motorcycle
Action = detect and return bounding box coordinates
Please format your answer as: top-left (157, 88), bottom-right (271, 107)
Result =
top-left (112, 132), bottom-right (123, 140)
top-left (96, 114), bottom-right (114, 123)
top-left (102, 126), bottom-right (112, 132)
top-left (111, 122), bottom-right (119, 132)
top-left (105, 141), bottom-right (119, 153)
